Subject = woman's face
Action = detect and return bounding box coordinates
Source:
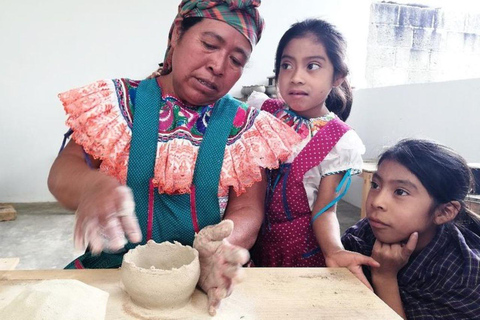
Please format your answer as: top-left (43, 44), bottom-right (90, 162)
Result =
top-left (366, 160), bottom-right (438, 251)
top-left (169, 18), bottom-right (252, 106)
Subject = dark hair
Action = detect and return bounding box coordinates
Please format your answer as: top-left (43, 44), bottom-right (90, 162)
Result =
top-left (179, 17), bottom-right (203, 37)
top-left (274, 19), bottom-right (352, 121)
top-left (378, 138), bottom-right (480, 234)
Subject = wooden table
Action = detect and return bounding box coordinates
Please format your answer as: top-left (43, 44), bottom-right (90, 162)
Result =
top-left (0, 268), bottom-right (400, 319)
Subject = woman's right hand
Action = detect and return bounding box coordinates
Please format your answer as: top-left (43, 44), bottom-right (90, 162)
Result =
top-left (74, 175), bottom-right (142, 255)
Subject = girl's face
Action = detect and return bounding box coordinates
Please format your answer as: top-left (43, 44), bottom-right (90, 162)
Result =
top-left (366, 160), bottom-right (438, 252)
top-left (277, 34), bottom-right (343, 119)
top-left (168, 18), bottom-right (251, 106)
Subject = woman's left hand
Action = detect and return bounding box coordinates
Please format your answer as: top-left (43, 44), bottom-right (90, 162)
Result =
top-left (325, 249), bottom-right (380, 291)
top-left (193, 219), bottom-right (250, 316)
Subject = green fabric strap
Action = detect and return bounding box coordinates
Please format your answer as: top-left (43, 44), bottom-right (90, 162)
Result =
top-left (125, 78), bottom-right (162, 248)
top-left (193, 93), bottom-right (240, 229)
top-left (126, 78), bottom-right (240, 244)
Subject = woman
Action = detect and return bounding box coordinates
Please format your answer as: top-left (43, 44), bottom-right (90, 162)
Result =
top-left (48, 0), bottom-right (299, 315)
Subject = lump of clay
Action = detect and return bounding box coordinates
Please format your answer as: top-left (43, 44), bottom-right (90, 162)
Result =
top-left (0, 279), bottom-right (109, 320)
top-left (121, 240), bottom-right (200, 310)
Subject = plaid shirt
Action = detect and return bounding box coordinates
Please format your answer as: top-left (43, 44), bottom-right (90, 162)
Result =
top-left (342, 219), bottom-right (480, 320)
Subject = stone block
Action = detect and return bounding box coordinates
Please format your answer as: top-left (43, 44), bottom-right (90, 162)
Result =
top-left (465, 13), bottom-right (480, 34)
top-left (366, 45), bottom-right (396, 68)
top-left (369, 24), bottom-right (413, 48)
top-left (440, 10), bottom-right (467, 32)
top-left (409, 49), bottom-right (430, 70)
top-left (433, 9), bottom-right (444, 30)
top-left (0, 204), bottom-right (17, 222)
top-left (399, 5), bottom-right (436, 28)
top-left (413, 28), bottom-right (443, 51)
top-left (394, 48), bottom-right (412, 69)
top-left (370, 2), bottom-right (399, 25)
top-left (463, 33), bottom-right (479, 53)
top-left (446, 31), bottom-right (466, 52)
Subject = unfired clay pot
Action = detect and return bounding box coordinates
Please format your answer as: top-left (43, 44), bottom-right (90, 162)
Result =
top-left (121, 240), bottom-right (200, 309)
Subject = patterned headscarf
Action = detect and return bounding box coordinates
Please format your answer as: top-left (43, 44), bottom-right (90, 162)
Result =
top-left (161, 0), bottom-right (264, 75)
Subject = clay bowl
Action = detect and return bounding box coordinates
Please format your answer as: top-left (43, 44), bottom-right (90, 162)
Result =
top-left (121, 240), bottom-right (200, 309)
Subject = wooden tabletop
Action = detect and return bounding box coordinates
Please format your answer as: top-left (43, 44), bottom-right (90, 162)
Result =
top-left (0, 268), bottom-right (400, 319)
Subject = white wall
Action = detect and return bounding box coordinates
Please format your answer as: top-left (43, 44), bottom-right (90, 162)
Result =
top-left (343, 78), bottom-right (480, 207)
top-left (0, 0), bottom-right (372, 202)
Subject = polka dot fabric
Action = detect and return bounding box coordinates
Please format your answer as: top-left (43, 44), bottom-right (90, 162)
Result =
top-left (252, 99), bottom-right (351, 267)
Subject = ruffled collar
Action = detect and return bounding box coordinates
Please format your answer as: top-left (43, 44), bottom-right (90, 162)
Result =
top-left (273, 107), bottom-right (336, 139)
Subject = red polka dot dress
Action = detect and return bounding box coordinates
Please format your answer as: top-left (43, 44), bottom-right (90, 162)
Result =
top-left (251, 99), bottom-right (364, 267)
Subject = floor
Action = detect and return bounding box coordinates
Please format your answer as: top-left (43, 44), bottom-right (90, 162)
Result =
top-left (0, 201), bottom-right (361, 270)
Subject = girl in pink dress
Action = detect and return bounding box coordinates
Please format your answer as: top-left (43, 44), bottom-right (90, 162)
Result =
top-left (251, 19), bottom-right (378, 287)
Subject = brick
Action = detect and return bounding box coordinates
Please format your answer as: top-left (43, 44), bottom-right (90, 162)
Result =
top-left (399, 5), bottom-right (436, 28)
top-left (371, 2), bottom-right (399, 25)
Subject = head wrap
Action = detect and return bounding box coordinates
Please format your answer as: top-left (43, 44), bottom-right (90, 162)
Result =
top-left (161, 0), bottom-right (264, 75)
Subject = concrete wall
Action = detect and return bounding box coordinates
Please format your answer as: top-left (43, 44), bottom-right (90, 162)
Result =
top-left (343, 77), bottom-right (480, 207)
top-left (366, 2), bottom-right (480, 87)
top-left (0, 0), bottom-right (371, 202)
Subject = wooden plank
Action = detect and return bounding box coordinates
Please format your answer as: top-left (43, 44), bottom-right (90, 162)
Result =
top-left (0, 268), bottom-right (401, 319)
top-left (0, 204), bottom-right (17, 221)
top-left (0, 258), bottom-right (20, 270)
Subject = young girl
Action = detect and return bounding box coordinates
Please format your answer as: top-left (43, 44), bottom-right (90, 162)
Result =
top-left (342, 139), bottom-right (480, 319)
top-left (250, 19), bottom-right (378, 284)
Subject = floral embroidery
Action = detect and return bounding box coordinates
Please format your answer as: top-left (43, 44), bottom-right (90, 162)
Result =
top-left (272, 107), bottom-right (336, 140)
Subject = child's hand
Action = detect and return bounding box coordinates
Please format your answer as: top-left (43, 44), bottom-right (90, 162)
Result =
top-left (325, 249), bottom-right (380, 291)
top-left (74, 175), bottom-right (142, 254)
top-left (371, 232), bottom-right (418, 277)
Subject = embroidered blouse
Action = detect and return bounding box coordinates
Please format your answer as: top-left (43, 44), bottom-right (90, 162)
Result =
top-left (59, 78), bottom-right (300, 200)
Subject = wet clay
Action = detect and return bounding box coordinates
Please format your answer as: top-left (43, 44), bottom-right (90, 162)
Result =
top-left (121, 240), bottom-right (200, 310)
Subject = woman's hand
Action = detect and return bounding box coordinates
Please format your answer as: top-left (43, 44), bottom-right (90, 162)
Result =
top-left (371, 232), bottom-right (418, 277)
top-left (193, 219), bottom-right (250, 316)
top-left (325, 249), bottom-right (380, 290)
top-left (74, 174), bottom-right (142, 255)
